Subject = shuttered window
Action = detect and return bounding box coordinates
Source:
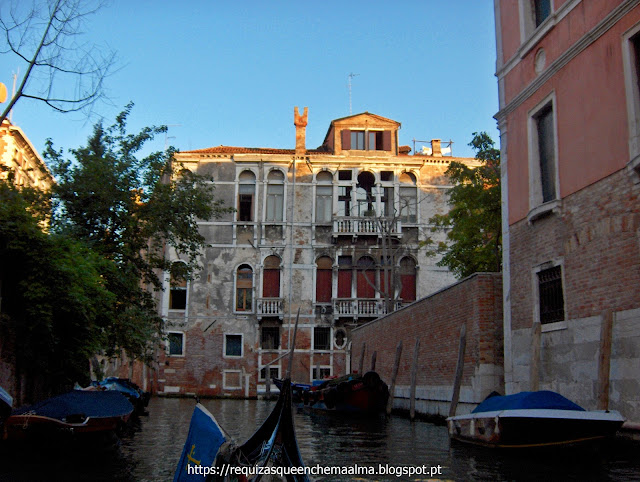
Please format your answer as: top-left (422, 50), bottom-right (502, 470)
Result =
top-left (341, 130), bottom-right (392, 151)
top-left (316, 256), bottom-right (333, 303)
top-left (262, 256), bottom-right (280, 298)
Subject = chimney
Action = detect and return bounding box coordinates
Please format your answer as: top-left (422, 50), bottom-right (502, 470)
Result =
top-left (431, 139), bottom-right (442, 157)
top-left (294, 106), bottom-right (308, 157)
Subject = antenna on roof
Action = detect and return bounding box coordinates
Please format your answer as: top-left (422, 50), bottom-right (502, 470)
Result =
top-left (348, 73), bottom-right (359, 115)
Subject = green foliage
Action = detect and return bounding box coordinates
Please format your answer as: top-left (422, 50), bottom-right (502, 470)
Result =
top-left (0, 180), bottom-right (112, 393)
top-left (0, 104), bottom-right (229, 397)
top-left (44, 103), bottom-right (230, 361)
top-left (425, 132), bottom-right (501, 279)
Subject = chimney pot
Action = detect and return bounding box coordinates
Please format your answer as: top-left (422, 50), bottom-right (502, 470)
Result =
top-left (431, 139), bottom-right (442, 157)
top-left (294, 106), bottom-right (308, 157)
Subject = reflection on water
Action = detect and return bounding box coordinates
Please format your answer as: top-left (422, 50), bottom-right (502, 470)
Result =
top-left (1, 397), bottom-right (640, 481)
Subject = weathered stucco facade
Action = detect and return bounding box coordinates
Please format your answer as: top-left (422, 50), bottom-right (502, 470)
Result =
top-left (157, 109), bottom-right (478, 398)
top-left (495, 0), bottom-right (640, 424)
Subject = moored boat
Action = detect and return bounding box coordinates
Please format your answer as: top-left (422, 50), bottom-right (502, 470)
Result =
top-left (274, 371), bottom-right (389, 415)
top-left (3, 390), bottom-right (134, 443)
top-left (175, 310), bottom-right (309, 481)
top-left (0, 386), bottom-right (12, 427)
top-left (90, 377), bottom-right (150, 414)
top-left (447, 390), bottom-right (625, 449)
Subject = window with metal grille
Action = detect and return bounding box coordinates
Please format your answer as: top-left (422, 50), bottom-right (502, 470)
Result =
top-left (314, 327), bottom-right (331, 350)
top-left (260, 366), bottom-right (280, 381)
top-left (538, 266), bottom-right (564, 324)
top-left (261, 327), bottom-right (280, 350)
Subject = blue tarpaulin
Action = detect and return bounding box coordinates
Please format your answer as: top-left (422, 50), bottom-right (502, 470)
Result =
top-left (472, 391), bottom-right (586, 414)
top-left (12, 390), bottom-right (133, 419)
top-left (174, 403), bottom-right (227, 482)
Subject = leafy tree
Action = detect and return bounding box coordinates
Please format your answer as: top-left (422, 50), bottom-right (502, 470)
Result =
top-left (425, 132), bottom-right (501, 279)
top-left (44, 103), bottom-right (230, 362)
top-left (0, 0), bottom-right (115, 125)
top-left (0, 179), bottom-right (112, 399)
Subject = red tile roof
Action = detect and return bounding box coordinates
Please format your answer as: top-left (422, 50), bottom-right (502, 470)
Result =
top-left (181, 145), bottom-right (327, 155)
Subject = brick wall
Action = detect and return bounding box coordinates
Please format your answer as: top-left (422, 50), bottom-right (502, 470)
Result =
top-left (351, 273), bottom-right (503, 417)
top-left (507, 168), bottom-right (640, 421)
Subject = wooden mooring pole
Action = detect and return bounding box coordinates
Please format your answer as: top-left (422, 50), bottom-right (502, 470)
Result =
top-left (386, 341), bottom-right (403, 415)
top-left (448, 323), bottom-right (467, 418)
top-left (597, 309), bottom-right (613, 411)
top-left (530, 321), bottom-right (541, 392)
top-left (358, 343), bottom-right (366, 374)
top-left (371, 351), bottom-right (377, 372)
top-left (265, 375), bottom-right (271, 399)
top-left (410, 338), bottom-right (420, 420)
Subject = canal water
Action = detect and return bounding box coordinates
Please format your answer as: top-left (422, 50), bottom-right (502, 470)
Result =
top-left (2, 396), bottom-right (640, 481)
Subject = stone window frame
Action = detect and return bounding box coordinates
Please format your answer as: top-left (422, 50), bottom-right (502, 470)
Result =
top-left (622, 21), bottom-right (640, 181)
top-left (260, 325), bottom-right (281, 350)
top-left (234, 263), bottom-right (254, 314)
top-left (223, 333), bottom-right (244, 358)
top-left (236, 168), bottom-right (257, 223)
top-left (532, 259), bottom-right (567, 332)
top-left (222, 369), bottom-right (243, 390)
top-left (527, 91), bottom-right (562, 223)
top-left (259, 365), bottom-right (280, 382)
top-left (263, 167), bottom-right (286, 223)
top-left (313, 326), bottom-right (331, 351)
top-left (314, 169), bottom-right (334, 224)
top-left (166, 331), bottom-right (185, 357)
top-left (398, 170), bottom-right (418, 224)
top-left (311, 366), bottom-right (332, 381)
top-left (518, 0), bottom-right (555, 54)
top-left (168, 260), bottom-right (188, 312)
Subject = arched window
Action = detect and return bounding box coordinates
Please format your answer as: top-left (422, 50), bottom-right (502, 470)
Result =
top-left (236, 264), bottom-right (253, 311)
top-left (316, 256), bottom-right (333, 302)
top-left (356, 256), bottom-right (376, 298)
top-left (169, 261), bottom-right (188, 310)
top-left (315, 171), bottom-right (333, 223)
top-left (399, 171), bottom-right (417, 223)
top-left (265, 170), bottom-right (284, 222)
top-left (356, 171), bottom-right (375, 216)
top-left (400, 257), bottom-right (417, 302)
top-left (238, 170), bottom-right (256, 222)
top-left (262, 255), bottom-right (281, 298)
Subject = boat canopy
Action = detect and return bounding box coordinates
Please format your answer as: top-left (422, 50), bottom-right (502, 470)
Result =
top-left (472, 391), bottom-right (585, 414)
top-left (12, 390), bottom-right (134, 419)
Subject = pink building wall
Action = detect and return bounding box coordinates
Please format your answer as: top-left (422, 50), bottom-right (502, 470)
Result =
top-left (495, 0), bottom-right (640, 423)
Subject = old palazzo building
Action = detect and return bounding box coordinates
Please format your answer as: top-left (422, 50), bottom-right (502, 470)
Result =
top-left (157, 108), bottom-right (479, 398)
top-left (495, 0), bottom-right (640, 423)
top-left (0, 119), bottom-right (53, 190)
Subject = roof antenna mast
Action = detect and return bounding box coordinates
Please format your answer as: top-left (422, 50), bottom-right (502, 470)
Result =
top-left (348, 72), bottom-right (359, 115)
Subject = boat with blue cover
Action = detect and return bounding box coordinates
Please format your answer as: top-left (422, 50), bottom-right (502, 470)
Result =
top-left (446, 390), bottom-right (625, 448)
top-left (2, 390), bottom-right (134, 442)
top-left (91, 377), bottom-right (150, 414)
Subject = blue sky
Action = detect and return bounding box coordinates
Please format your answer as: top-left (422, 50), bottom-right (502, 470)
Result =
top-left (0, 1), bottom-right (498, 160)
